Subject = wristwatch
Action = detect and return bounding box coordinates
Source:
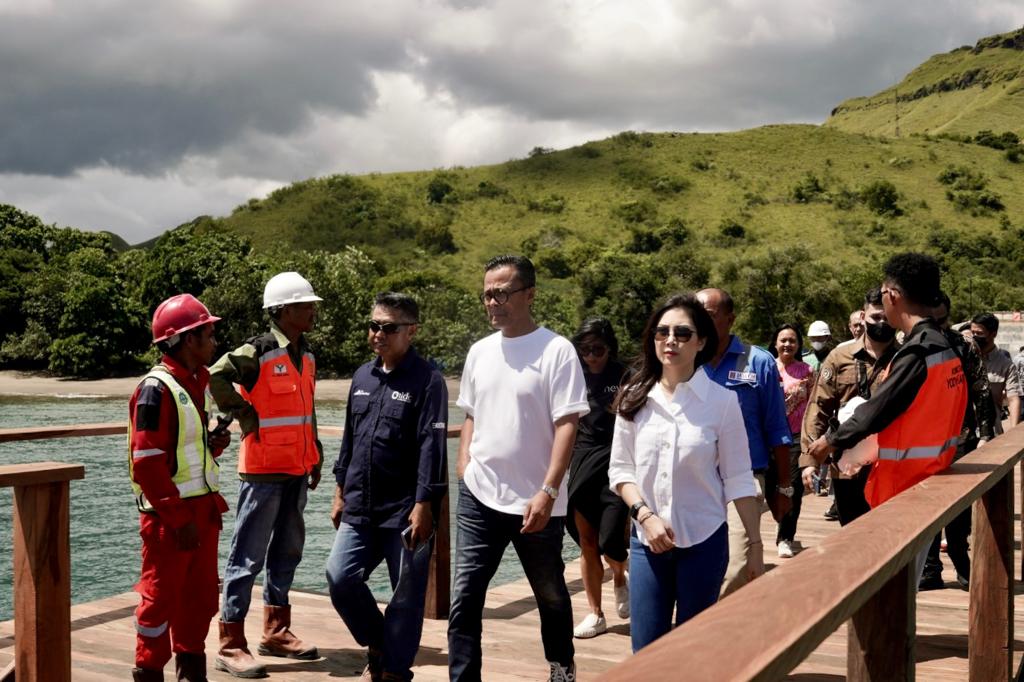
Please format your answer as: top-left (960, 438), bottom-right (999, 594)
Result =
top-left (777, 485), bottom-right (795, 498)
top-left (541, 484), bottom-right (558, 500)
top-left (629, 500), bottom-right (648, 519)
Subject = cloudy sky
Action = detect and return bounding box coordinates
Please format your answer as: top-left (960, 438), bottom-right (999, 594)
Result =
top-left (2, 0), bottom-right (1023, 243)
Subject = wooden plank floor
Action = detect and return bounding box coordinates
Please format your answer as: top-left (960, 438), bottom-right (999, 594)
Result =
top-left (2, 481), bottom-right (1022, 680)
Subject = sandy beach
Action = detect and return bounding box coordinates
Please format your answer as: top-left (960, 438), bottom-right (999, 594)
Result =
top-left (0, 370), bottom-right (461, 402)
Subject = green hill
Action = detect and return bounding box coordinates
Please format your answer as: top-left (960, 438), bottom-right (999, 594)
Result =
top-left (827, 27), bottom-right (1024, 137)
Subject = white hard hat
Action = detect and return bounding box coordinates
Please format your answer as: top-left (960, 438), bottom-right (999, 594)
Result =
top-left (808, 320), bottom-right (831, 337)
top-left (263, 272), bottom-right (323, 309)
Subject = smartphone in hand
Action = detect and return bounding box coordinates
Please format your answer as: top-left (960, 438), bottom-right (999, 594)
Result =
top-left (401, 525), bottom-right (415, 551)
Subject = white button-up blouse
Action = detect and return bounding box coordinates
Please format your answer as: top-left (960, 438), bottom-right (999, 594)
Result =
top-left (608, 369), bottom-right (756, 549)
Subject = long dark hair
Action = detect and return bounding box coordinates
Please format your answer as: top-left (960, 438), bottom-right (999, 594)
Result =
top-left (613, 293), bottom-right (718, 421)
top-left (572, 317), bottom-right (619, 360)
top-left (768, 323), bottom-right (804, 360)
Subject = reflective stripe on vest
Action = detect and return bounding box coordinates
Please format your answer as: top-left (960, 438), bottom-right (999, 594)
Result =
top-left (865, 345), bottom-right (967, 507)
top-left (128, 366), bottom-right (219, 512)
top-left (239, 344), bottom-right (317, 476)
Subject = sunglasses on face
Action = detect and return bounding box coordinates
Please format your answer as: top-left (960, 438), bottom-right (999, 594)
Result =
top-left (577, 344), bottom-right (608, 358)
top-left (654, 325), bottom-right (695, 342)
top-left (478, 286), bottom-right (529, 306)
top-left (368, 320), bottom-right (410, 334)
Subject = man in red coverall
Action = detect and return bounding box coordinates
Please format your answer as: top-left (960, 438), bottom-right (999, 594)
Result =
top-left (129, 294), bottom-right (230, 682)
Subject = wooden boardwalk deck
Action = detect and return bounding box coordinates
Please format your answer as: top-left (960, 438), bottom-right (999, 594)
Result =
top-left (1, 487), bottom-right (1022, 680)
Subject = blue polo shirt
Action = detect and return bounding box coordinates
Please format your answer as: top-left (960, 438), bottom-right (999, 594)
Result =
top-left (333, 347), bottom-right (448, 528)
top-left (703, 335), bottom-right (792, 471)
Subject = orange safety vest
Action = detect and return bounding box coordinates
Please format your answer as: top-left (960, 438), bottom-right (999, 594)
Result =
top-left (864, 346), bottom-right (967, 507)
top-left (239, 346), bottom-right (318, 476)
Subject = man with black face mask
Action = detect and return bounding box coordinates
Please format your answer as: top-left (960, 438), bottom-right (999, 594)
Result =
top-left (799, 288), bottom-right (898, 525)
top-left (970, 313), bottom-right (1021, 436)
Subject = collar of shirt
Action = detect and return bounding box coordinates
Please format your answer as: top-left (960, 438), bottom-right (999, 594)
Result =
top-left (371, 347), bottom-right (420, 378)
top-left (269, 320), bottom-right (307, 353)
top-left (645, 368), bottom-right (711, 413)
top-left (158, 353), bottom-right (209, 400)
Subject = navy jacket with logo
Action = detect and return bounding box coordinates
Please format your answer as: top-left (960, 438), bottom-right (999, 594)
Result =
top-left (334, 347), bottom-right (448, 528)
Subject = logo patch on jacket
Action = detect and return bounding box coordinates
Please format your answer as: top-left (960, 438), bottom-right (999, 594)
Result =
top-left (391, 390), bottom-right (412, 403)
top-left (178, 391), bottom-right (189, 405)
top-left (728, 370), bottom-right (757, 384)
top-left (273, 363), bottom-right (288, 375)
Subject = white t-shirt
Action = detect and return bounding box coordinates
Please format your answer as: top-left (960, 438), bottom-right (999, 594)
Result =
top-left (457, 327), bottom-right (590, 516)
top-left (608, 369), bottom-right (756, 549)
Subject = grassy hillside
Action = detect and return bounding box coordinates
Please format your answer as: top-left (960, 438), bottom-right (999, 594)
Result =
top-left (827, 27), bottom-right (1024, 137)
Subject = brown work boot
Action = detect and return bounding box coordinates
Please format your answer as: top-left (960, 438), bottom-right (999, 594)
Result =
top-left (215, 620), bottom-right (267, 679)
top-left (175, 652), bottom-right (207, 681)
top-left (257, 604), bottom-right (318, 660)
top-left (358, 648), bottom-right (383, 681)
top-left (132, 668), bottom-right (164, 682)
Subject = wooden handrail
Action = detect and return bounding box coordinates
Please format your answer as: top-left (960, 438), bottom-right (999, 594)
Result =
top-left (0, 462), bottom-right (86, 682)
top-left (600, 425), bottom-right (1024, 681)
top-left (0, 421), bottom-right (463, 621)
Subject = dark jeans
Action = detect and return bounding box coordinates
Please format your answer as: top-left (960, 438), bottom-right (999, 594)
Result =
top-left (923, 439), bottom-right (977, 581)
top-left (448, 480), bottom-right (573, 681)
top-left (776, 440), bottom-right (805, 543)
top-left (325, 522), bottom-right (433, 679)
top-left (834, 467), bottom-right (871, 527)
top-left (629, 523), bottom-right (728, 653)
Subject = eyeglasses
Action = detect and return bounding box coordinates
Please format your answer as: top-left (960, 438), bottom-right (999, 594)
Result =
top-left (577, 344), bottom-right (608, 358)
top-left (654, 325), bottom-right (695, 342)
top-left (368, 320), bottom-right (411, 334)
top-left (479, 286), bottom-right (529, 305)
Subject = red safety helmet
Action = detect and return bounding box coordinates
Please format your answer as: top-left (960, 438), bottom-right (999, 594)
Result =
top-left (151, 294), bottom-right (221, 343)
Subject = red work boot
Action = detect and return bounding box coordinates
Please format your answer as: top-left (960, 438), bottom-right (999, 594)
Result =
top-left (257, 604), bottom-right (318, 660)
top-left (215, 620), bottom-right (267, 679)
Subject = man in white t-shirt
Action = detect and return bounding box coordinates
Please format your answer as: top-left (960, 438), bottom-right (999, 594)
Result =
top-left (448, 255), bottom-right (589, 682)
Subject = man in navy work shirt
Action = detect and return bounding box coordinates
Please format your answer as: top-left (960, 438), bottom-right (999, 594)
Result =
top-left (326, 292), bottom-right (448, 682)
top-left (697, 288), bottom-right (793, 597)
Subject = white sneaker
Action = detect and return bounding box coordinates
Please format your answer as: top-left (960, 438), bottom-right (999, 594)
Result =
top-left (777, 540), bottom-right (795, 559)
top-left (572, 613), bottom-right (607, 639)
top-left (548, 661), bottom-right (576, 681)
top-left (614, 581), bottom-right (630, 619)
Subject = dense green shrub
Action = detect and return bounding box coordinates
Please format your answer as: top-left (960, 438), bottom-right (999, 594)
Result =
top-left (527, 194), bottom-right (567, 213)
top-left (859, 180), bottom-right (902, 216)
top-left (791, 172), bottom-right (825, 203)
top-left (614, 199), bottom-right (658, 224)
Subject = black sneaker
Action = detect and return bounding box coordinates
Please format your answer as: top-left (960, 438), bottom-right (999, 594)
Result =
top-left (918, 573), bottom-right (945, 591)
top-left (956, 574), bottom-right (969, 591)
top-left (823, 503), bottom-right (839, 521)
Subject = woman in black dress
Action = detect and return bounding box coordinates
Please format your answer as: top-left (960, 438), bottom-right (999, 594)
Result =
top-left (567, 318), bottom-right (630, 639)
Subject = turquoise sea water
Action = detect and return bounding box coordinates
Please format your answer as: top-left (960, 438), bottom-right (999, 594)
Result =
top-left (0, 395), bottom-right (580, 621)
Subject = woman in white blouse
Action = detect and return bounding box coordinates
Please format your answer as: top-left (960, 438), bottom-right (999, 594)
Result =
top-left (608, 293), bottom-right (764, 652)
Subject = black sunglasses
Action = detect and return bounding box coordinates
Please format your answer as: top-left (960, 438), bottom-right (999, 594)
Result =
top-left (654, 325), bottom-right (695, 342)
top-left (577, 343), bottom-right (608, 358)
top-left (368, 320), bottom-right (411, 334)
top-left (479, 286), bottom-right (529, 305)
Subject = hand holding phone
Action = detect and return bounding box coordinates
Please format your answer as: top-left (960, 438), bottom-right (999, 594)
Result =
top-left (401, 525), bottom-right (416, 551)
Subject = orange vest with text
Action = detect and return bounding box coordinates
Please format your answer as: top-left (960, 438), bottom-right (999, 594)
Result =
top-left (239, 346), bottom-right (318, 476)
top-left (864, 341), bottom-right (968, 508)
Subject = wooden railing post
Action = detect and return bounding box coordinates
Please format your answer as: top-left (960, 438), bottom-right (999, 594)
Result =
top-left (969, 469), bottom-right (1013, 680)
top-left (848, 561), bottom-right (916, 681)
top-left (0, 462), bottom-right (85, 682)
top-left (425, 491), bottom-right (451, 619)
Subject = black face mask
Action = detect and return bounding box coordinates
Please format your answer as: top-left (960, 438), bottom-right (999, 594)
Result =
top-left (865, 321), bottom-right (896, 343)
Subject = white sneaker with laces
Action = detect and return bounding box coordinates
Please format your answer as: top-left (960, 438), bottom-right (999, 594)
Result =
top-left (614, 581), bottom-right (630, 619)
top-left (572, 612), bottom-right (607, 639)
top-left (548, 661), bottom-right (576, 682)
top-left (777, 539), bottom-right (795, 559)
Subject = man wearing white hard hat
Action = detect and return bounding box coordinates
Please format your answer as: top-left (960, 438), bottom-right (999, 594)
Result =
top-left (210, 272), bottom-right (324, 678)
top-left (803, 320), bottom-right (832, 372)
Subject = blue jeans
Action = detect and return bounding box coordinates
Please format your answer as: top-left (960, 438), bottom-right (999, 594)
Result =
top-left (221, 477), bottom-right (307, 622)
top-left (448, 480), bottom-right (573, 682)
top-left (629, 523), bottom-right (728, 653)
top-left (325, 522), bottom-right (433, 679)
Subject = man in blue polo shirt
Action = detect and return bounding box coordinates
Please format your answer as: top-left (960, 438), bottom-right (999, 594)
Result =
top-left (697, 288), bottom-right (793, 597)
top-left (326, 292), bottom-right (448, 682)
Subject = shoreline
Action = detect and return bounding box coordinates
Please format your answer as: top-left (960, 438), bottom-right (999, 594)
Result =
top-left (0, 370), bottom-right (461, 402)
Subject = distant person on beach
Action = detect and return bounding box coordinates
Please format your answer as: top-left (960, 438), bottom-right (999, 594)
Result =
top-left (767, 323), bottom-right (813, 559)
top-left (326, 292), bottom-right (448, 682)
top-left (696, 288), bottom-right (791, 597)
top-left (609, 294), bottom-right (761, 652)
top-left (209, 271), bottom-right (324, 678)
top-left (808, 253), bottom-right (968, 585)
top-left (565, 317), bottom-right (630, 639)
top-left (448, 255), bottom-right (588, 682)
top-left (128, 294), bottom-right (229, 682)
top-left (799, 288), bottom-right (898, 526)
